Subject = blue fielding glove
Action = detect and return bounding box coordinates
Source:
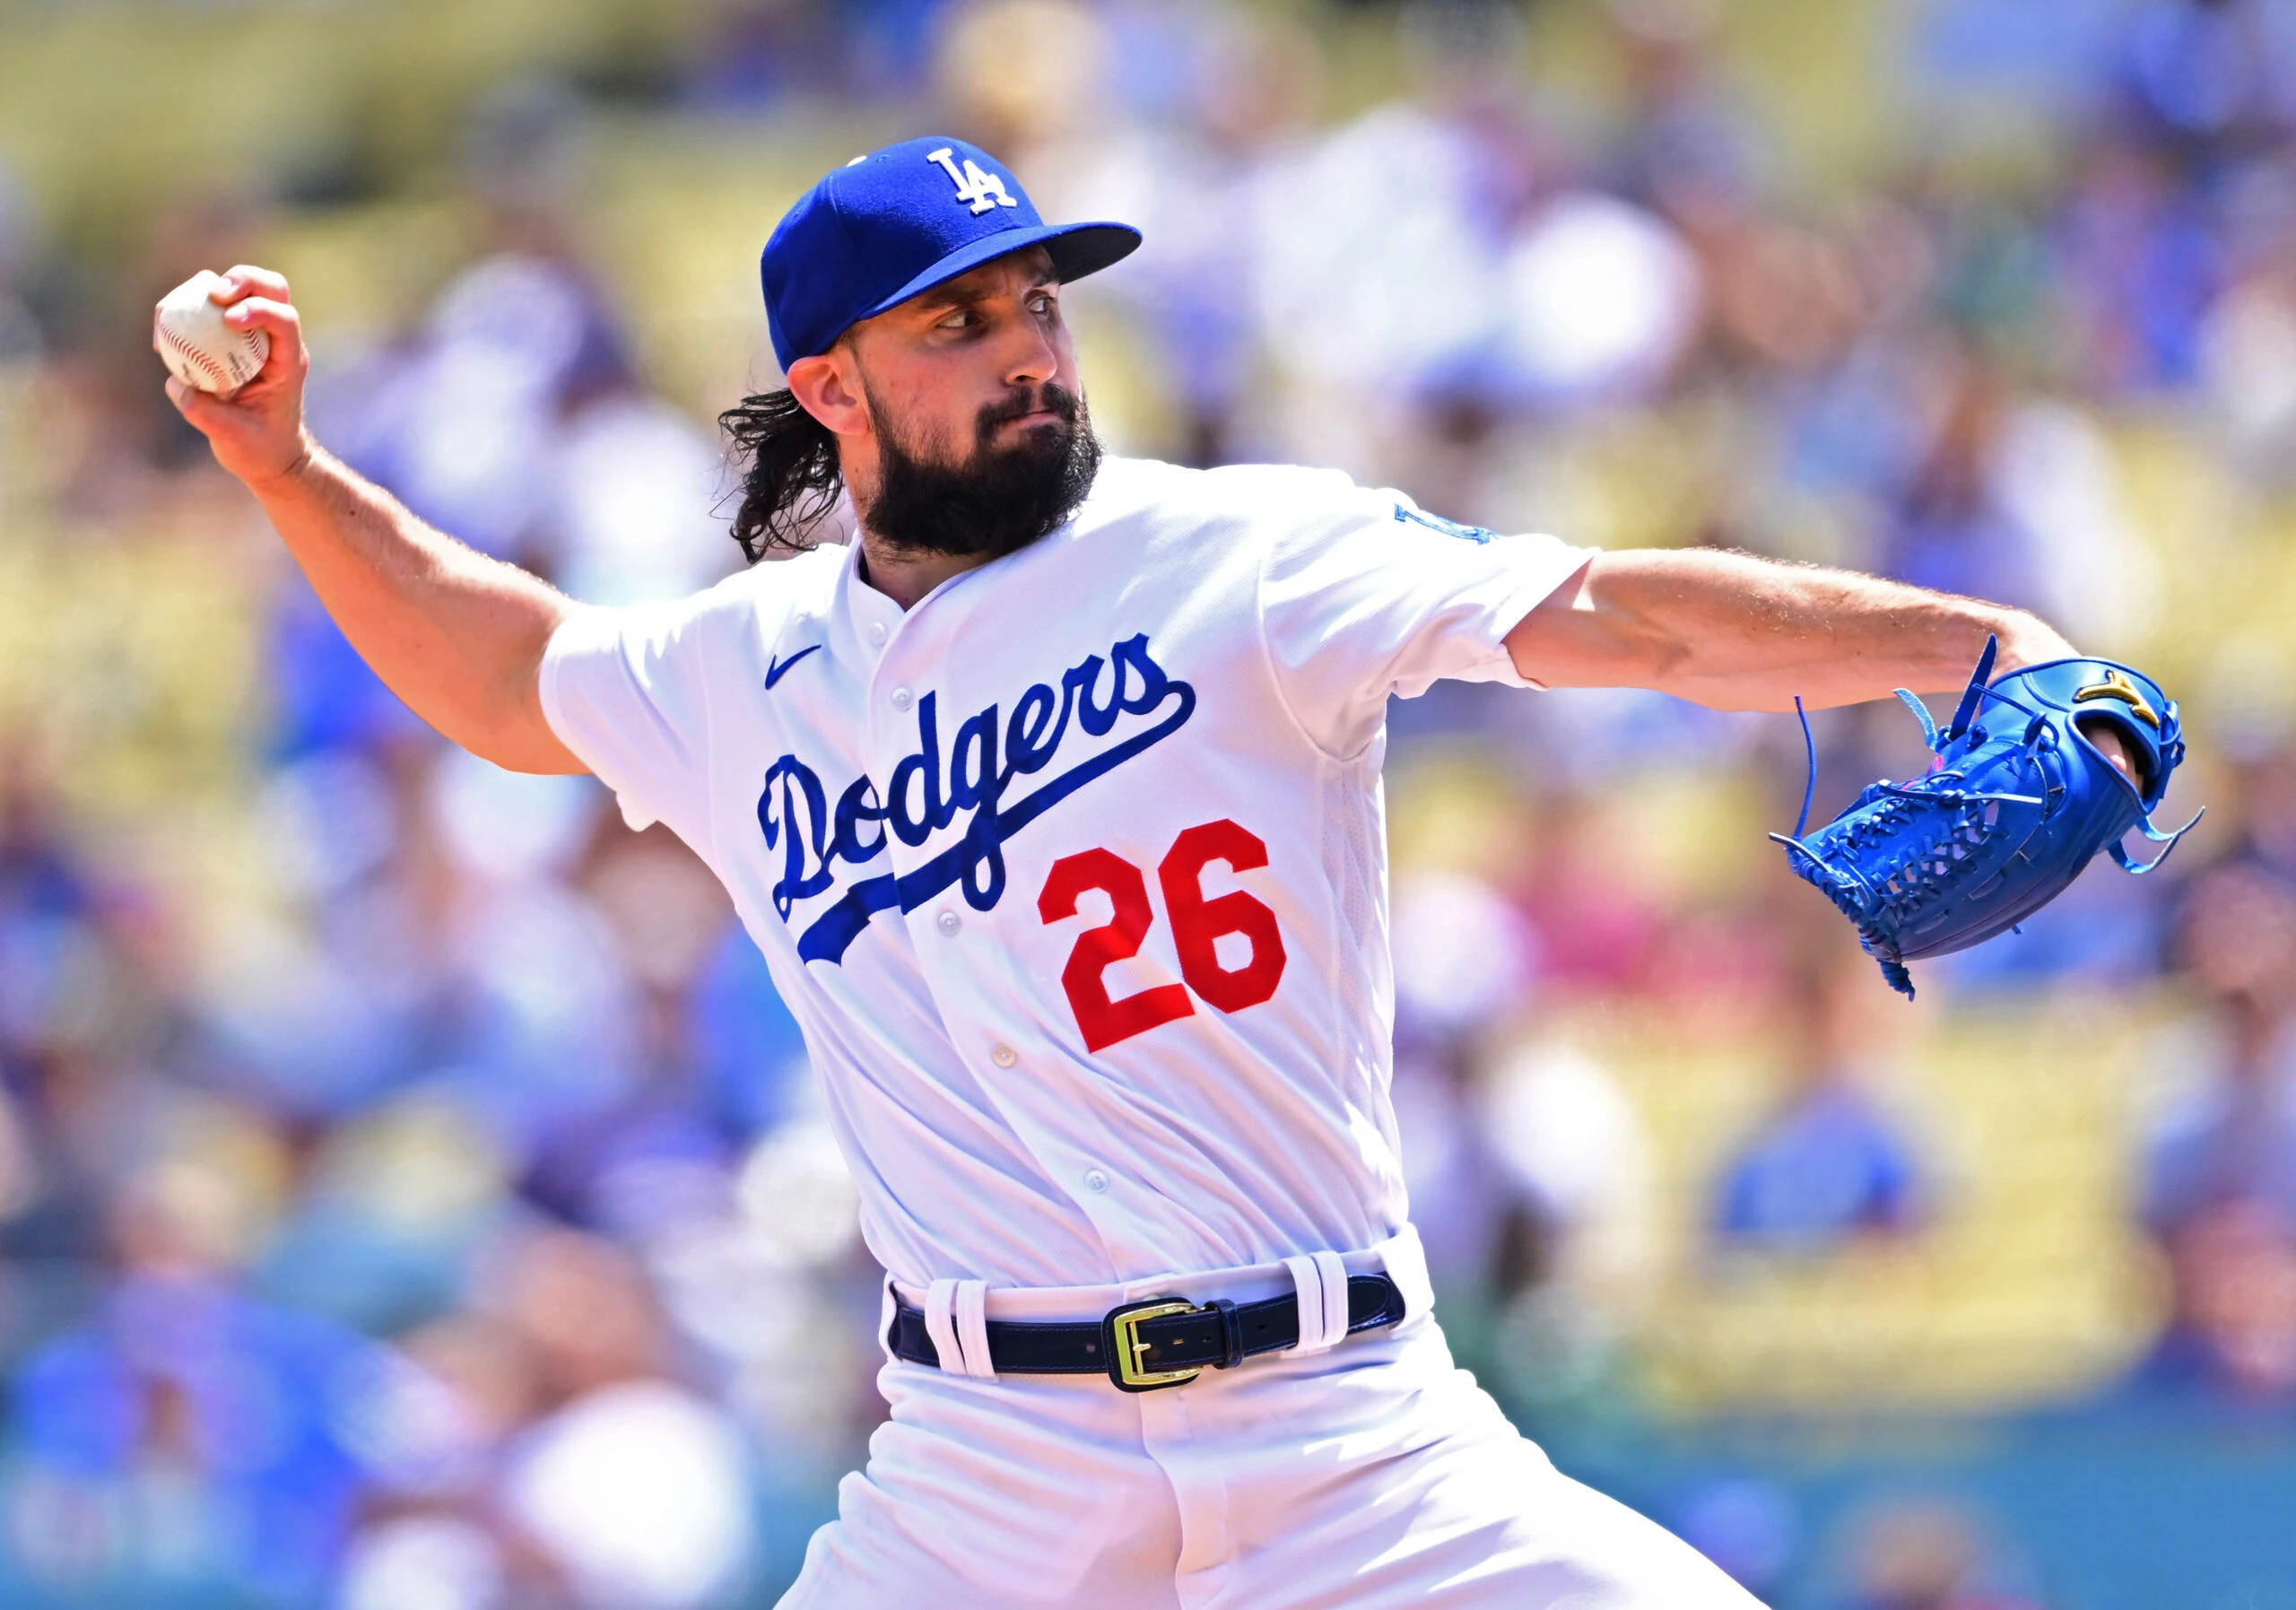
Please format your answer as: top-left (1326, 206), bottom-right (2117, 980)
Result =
top-left (1773, 637), bottom-right (2202, 997)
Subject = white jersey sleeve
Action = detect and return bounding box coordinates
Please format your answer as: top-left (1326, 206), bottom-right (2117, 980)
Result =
top-left (539, 599), bottom-right (717, 844)
top-left (1256, 472), bottom-right (1596, 759)
top-left (537, 563), bottom-right (805, 857)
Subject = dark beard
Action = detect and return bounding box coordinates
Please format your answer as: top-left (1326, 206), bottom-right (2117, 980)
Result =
top-left (858, 379), bottom-right (1101, 560)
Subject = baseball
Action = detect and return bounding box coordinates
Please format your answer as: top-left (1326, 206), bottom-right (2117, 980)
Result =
top-left (154, 270), bottom-right (270, 396)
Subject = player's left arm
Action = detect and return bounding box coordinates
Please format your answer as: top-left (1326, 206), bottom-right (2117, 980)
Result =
top-left (1505, 547), bottom-right (2142, 776)
top-left (1505, 547), bottom-right (2083, 709)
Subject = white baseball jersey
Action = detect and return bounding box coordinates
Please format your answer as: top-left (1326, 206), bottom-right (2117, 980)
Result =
top-left (540, 456), bottom-right (1592, 1292)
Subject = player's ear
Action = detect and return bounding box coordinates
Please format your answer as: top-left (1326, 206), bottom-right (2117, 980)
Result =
top-left (787, 345), bottom-right (869, 439)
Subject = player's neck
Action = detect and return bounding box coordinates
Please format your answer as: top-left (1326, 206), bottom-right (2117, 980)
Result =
top-left (853, 531), bottom-right (996, 612)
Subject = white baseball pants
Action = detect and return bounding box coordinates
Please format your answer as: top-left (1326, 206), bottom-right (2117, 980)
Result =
top-left (777, 1241), bottom-right (1758, 1608)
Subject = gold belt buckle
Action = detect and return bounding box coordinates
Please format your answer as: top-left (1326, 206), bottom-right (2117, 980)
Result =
top-left (1103, 1298), bottom-right (1205, 1392)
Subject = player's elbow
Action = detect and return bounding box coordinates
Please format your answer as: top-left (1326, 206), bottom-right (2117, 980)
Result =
top-left (422, 665), bottom-right (588, 778)
top-left (457, 692), bottom-right (589, 777)
top-left (1507, 553), bottom-right (1694, 692)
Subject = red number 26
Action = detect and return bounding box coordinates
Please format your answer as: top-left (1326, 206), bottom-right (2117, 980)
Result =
top-left (1036, 819), bottom-right (1288, 1052)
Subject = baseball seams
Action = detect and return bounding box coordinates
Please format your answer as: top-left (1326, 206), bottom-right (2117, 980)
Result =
top-left (158, 317), bottom-right (265, 392)
top-left (154, 272), bottom-right (270, 395)
top-left (154, 316), bottom-right (232, 389)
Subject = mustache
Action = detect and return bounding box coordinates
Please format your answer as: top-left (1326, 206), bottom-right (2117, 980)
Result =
top-left (976, 382), bottom-right (1082, 440)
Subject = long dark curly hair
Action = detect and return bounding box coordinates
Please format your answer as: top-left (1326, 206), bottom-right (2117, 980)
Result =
top-left (718, 388), bottom-right (842, 562)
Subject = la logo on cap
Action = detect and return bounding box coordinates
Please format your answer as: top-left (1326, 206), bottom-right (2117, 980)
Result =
top-left (926, 146), bottom-right (1018, 216)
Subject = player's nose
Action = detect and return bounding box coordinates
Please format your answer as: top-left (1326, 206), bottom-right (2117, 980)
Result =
top-left (995, 309), bottom-right (1060, 391)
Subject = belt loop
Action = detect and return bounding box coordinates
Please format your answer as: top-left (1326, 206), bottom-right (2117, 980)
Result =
top-left (879, 1273), bottom-right (900, 1363)
top-left (954, 1280), bottom-right (996, 1381)
top-left (1279, 1257), bottom-right (1320, 1353)
top-left (926, 1278), bottom-right (997, 1379)
top-left (1312, 1250), bottom-right (1348, 1345)
top-left (1283, 1253), bottom-right (1346, 1355)
top-left (924, 1278), bottom-right (965, 1373)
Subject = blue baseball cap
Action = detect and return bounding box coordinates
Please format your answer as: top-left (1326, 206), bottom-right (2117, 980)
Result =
top-left (759, 135), bottom-right (1142, 373)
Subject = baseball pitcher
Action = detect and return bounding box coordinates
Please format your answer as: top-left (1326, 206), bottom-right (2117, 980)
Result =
top-left (166, 137), bottom-right (2150, 1607)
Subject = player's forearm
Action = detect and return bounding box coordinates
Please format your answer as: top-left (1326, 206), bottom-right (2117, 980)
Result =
top-left (1507, 548), bottom-right (2075, 712)
top-left (248, 439), bottom-right (583, 771)
top-left (159, 265), bottom-right (585, 773)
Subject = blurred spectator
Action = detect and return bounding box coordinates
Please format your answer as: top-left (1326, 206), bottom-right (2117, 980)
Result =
top-left (1674, 1475), bottom-right (1803, 1605)
top-left (681, 0), bottom-right (860, 109)
top-left (543, 377), bottom-right (737, 607)
top-left (0, 745), bottom-right (104, 1090)
top-left (1841, 1498), bottom-right (2046, 1610)
top-left (935, 0), bottom-right (1116, 163)
top-left (1387, 868), bottom-right (1541, 1299)
top-left (2057, 136), bottom-right (2222, 396)
top-left (2217, 728), bottom-right (2296, 883)
top-left (1869, 349), bottom-right (2045, 617)
top-left (9, 1151), bottom-right (400, 1602)
top-left (490, 1228), bottom-right (752, 1610)
top-left (2143, 863), bottom-right (2296, 1239)
top-left (2126, 859), bottom-right (2296, 1406)
top-left (1509, 790), bottom-right (1671, 996)
top-left (1498, 188), bottom-right (1703, 407)
top-left (0, 746), bottom-right (151, 1278)
top-left (2199, 252), bottom-right (2296, 486)
top-left (1476, 1032), bottom-right (1659, 1426)
top-left (2131, 1197), bottom-right (2296, 1406)
top-left (1714, 949), bottom-right (1925, 1252)
top-left (1387, 864), bottom-right (1657, 1424)
top-left (0, 160), bottom-right (39, 369)
top-left (1482, 1036), bottom-right (1657, 1330)
top-left (687, 922), bottom-right (813, 1139)
top-left (1037, 7), bottom-right (1322, 466)
top-left (336, 253), bottom-right (622, 566)
top-left (333, 1226), bottom-right (757, 1610)
top-left (1247, 0), bottom-right (1554, 488)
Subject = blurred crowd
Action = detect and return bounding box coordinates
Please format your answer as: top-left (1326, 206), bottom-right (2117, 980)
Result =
top-left (1, 0), bottom-right (2293, 1605)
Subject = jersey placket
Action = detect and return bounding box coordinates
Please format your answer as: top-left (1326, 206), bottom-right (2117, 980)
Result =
top-left (846, 551), bottom-right (1161, 1277)
top-left (849, 562), bottom-right (1042, 1119)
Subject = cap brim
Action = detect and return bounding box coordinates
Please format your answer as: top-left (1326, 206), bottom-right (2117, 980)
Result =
top-left (858, 221), bottom-right (1143, 329)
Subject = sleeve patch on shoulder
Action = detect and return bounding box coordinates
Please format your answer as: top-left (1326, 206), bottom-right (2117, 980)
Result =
top-left (1394, 504), bottom-right (1494, 544)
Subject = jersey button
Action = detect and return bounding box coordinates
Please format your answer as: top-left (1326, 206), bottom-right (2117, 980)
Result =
top-left (891, 686), bottom-right (914, 712)
top-left (935, 909), bottom-right (961, 936)
top-left (1083, 1170), bottom-right (1109, 1195)
top-left (990, 1043), bottom-right (1018, 1068)
top-left (867, 621), bottom-right (887, 646)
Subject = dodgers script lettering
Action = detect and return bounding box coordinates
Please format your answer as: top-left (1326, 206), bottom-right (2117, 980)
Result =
top-left (756, 633), bottom-right (1196, 964)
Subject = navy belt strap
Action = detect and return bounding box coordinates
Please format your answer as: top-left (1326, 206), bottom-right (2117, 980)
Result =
top-left (888, 1273), bottom-right (1407, 1392)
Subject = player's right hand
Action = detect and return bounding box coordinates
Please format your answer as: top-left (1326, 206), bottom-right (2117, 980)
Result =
top-left (159, 265), bottom-right (313, 491)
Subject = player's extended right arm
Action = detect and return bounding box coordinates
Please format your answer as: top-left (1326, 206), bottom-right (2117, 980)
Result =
top-left (161, 265), bottom-right (585, 775)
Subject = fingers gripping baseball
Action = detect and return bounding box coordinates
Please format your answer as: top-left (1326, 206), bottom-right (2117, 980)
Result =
top-left (156, 265), bottom-right (311, 488)
top-left (221, 264), bottom-right (292, 303)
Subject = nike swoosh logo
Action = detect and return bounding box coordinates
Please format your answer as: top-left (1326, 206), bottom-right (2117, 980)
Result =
top-left (764, 644), bottom-right (822, 691)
